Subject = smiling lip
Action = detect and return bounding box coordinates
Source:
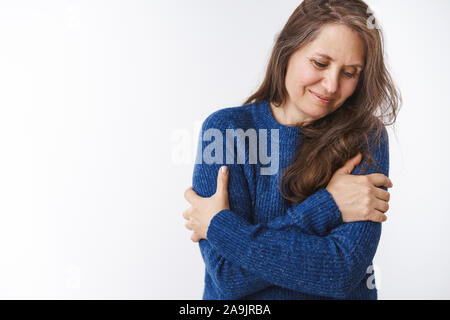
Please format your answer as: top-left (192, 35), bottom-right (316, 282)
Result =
top-left (309, 90), bottom-right (334, 104)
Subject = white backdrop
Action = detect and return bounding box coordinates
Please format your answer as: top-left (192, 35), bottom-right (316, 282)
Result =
top-left (0, 0), bottom-right (449, 299)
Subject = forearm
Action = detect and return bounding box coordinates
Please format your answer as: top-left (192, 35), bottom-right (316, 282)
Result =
top-left (270, 188), bottom-right (343, 236)
top-left (198, 239), bottom-right (273, 299)
top-left (194, 168), bottom-right (345, 299)
top-left (206, 208), bottom-right (382, 299)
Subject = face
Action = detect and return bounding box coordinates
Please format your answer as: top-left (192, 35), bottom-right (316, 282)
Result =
top-left (282, 23), bottom-right (365, 126)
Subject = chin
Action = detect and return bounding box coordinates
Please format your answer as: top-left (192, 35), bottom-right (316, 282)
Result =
top-left (303, 106), bottom-right (329, 120)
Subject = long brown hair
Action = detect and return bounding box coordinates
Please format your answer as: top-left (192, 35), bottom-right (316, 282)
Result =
top-left (243, 0), bottom-right (401, 204)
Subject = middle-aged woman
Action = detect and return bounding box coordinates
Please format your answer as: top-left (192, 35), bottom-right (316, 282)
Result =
top-left (183, 0), bottom-right (401, 300)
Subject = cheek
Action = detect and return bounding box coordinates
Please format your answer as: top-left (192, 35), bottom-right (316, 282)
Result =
top-left (286, 61), bottom-right (321, 94)
top-left (339, 79), bottom-right (359, 100)
top-left (332, 80), bottom-right (359, 111)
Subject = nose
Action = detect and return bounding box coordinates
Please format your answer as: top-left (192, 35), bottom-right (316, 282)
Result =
top-left (322, 70), bottom-right (339, 94)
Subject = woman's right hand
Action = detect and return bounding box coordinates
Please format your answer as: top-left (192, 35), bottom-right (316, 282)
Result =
top-left (325, 152), bottom-right (393, 223)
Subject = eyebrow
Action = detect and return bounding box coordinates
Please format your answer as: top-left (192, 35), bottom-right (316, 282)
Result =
top-left (315, 53), bottom-right (363, 69)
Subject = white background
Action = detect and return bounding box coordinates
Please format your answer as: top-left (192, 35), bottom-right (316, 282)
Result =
top-left (0, 0), bottom-right (449, 299)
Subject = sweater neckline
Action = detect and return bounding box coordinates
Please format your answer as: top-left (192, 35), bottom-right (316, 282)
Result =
top-left (259, 100), bottom-right (302, 134)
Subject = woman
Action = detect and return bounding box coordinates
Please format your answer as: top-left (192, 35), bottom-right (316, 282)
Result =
top-left (183, 0), bottom-right (401, 300)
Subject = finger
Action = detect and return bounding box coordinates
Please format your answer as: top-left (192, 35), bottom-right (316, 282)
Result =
top-left (182, 207), bottom-right (192, 220)
top-left (374, 198), bottom-right (389, 213)
top-left (373, 187), bottom-right (390, 202)
top-left (338, 152), bottom-right (362, 175)
top-left (184, 219), bottom-right (193, 231)
top-left (367, 173), bottom-right (393, 188)
top-left (191, 233), bottom-right (202, 242)
top-left (369, 209), bottom-right (388, 223)
top-left (216, 166), bottom-right (229, 195)
top-left (184, 187), bottom-right (199, 204)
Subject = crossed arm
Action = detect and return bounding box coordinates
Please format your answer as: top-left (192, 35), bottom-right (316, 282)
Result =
top-left (190, 120), bottom-right (389, 300)
top-left (194, 164), bottom-right (347, 299)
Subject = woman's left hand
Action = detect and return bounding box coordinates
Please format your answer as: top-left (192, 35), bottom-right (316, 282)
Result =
top-left (183, 166), bottom-right (230, 242)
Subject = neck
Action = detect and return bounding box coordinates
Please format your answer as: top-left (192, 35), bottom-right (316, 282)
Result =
top-left (270, 100), bottom-right (313, 127)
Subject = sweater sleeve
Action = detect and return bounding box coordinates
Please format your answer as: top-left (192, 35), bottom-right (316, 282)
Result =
top-left (195, 169), bottom-right (342, 299)
top-left (192, 111), bottom-right (344, 299)
top-left (206, 127), bottom-right (390, 299)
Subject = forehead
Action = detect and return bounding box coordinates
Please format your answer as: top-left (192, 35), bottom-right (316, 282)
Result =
top-left (302, 24), bottom-right (366, 65)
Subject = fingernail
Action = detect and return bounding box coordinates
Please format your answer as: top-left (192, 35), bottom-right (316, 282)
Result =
top-left (221, 166), bottom-right (228, 174)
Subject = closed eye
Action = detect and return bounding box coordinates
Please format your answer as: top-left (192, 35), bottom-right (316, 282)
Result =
top-left (313, 60), bottom-right (327, 68)
top-left (343, 71), bottom-right (356, 78)
top-left (312, 59), bottom-right (358, 78)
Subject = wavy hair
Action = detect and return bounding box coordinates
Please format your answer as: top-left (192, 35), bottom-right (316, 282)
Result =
top-left (243, 0), bottom-right (401, 203)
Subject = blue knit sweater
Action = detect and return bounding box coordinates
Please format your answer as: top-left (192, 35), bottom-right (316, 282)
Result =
top-left (192, 100), bottom-right (389, 300)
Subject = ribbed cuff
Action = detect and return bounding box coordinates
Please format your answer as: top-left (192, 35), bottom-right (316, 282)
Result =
top-left (206, 209), bottom-right (251, 263)
top-left (289, 189), bottom-right (344, 233)
top-left (314, 189), bottom-right (344, 226)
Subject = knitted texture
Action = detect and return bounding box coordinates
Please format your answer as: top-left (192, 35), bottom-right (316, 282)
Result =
top-left (192, 100), bottom-right (389, 300)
